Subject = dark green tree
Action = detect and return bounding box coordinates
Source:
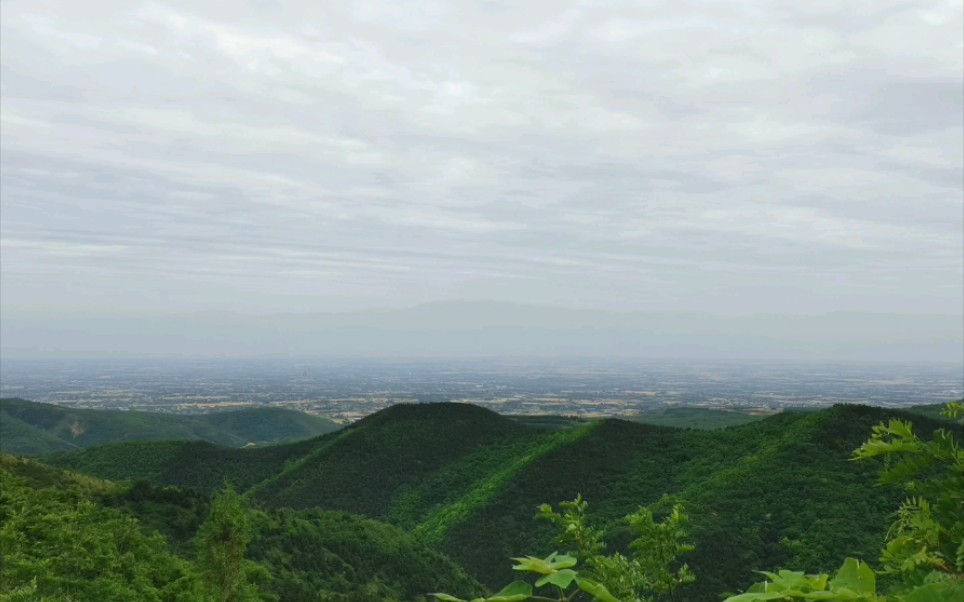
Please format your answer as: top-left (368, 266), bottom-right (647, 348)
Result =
top-left (196, 484), bottom-right (267, 602)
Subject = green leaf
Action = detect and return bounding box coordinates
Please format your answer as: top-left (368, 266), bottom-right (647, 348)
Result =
top-left (430, 594), bottom-right (467, 602)
top-left (491, 581), bottom-right (532, 597)
top-left (722, 594), bottom-right (769, 602)
top-left (486, 581), bottom-right (533, 602)
top-left (511, 555), bottom-right (554, 575)
top-left (800, 592), bottom-right (858, 601)
top-left (723, 592), bottom-right (798, 601)
top-left (545, 552), bottom-right (577, 570)
top-left (897, 579), bottom-right (964, 602)
top-left (511, 552), bottom-right (577, 575)
top-left (830, 558), bottom-right (876, 595)
top-left (575, 575), bottom-right (621, 602)
top-left (535, 569), bottom-right (577, 590)
top-left (772, 569), bottom-right (812, 590)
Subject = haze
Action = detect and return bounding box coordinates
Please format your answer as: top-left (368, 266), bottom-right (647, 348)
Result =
top-left (1, 1), bottom-right (962, 362)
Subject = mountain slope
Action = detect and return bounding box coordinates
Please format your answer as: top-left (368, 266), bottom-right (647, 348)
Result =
top-left (45, 437), bottom-right (321, 492)
top-left (0, 411), bottom-right (79, 454)
top-left (34, 401), bottom-right (955, 601)
top-left (243, 403), bottom-right (946, 601)
top-left (632, 406), bottom-right (770, 429)
top-left (432, 405), bottom-right (950, 600)
top-left (0, 397), bottom-right (339, 455)
top-left (1, 453), bottom-right (484, 602)
top-left (0, 454), bottom-right (199, 600)
top-left (249, 403), bottom-right (532, 515)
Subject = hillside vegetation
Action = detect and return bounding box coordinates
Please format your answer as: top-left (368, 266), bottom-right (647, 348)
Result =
top-left (36, 401), bottom-right (958, 601)
top-left (630, 406), bottom-right (770, 429)
top-left (0, 453), bottom-right (483, 601)
top-left (45, 438), bottom-right (319, 493)
top-left (0, 397), bottom-right (339, 455)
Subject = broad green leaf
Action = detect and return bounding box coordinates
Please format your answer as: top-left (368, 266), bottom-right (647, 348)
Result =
top-left (722, 592), bottom-right (787, 602)
top-left (809, 573), bottom-right (829, 591)
top-left (773, 569), bottom-right (812, 590)
top-left (830, 558), bottom-right (876, 595)
top-left (511, 552), bottom-right (577, 575)
top-left (545, 552), bottom-right (577, 570)
top-left (722, 594), bottom-right (768, 602)
top-left (485, 595), bottom-right (527, 601)
top-left (575, 575), bottom-right (621, 602)
top-left (511, 555), bottom-right (554, 575)
top-left (491, 582), bottom-right (532, 597)
top-left (724, 578), bottom-right (841, 602)
top-left (486, 581), bottom-right (533, 602)
top-left (799, 591), bottom-right (858, 600)
top-left (756, 571), bottom-right (782, 584)
top-left (897, 579), bottom-right (964, 602)
top-left (888, 420), bottom-right (915, 437)
top-left (486, 593), bottom-right (532, 601)
top-left (535, 568), bottom-right (577, 590)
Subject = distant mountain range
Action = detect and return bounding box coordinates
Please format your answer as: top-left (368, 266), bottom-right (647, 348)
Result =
top-left (3, 301), bottom-right (962, 361)
top-left (0, 397), bottom-right (339, 455)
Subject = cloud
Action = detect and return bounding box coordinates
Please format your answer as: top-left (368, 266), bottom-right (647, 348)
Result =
top-left (0, 0), bottom-right (961, 321)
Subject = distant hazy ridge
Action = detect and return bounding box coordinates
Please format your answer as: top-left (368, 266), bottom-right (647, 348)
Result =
top-left (3, 302), bottom-right (962, 362)
top-left (0, 397), bottom-right (339, 454)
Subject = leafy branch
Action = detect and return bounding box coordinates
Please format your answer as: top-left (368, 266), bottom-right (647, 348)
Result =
top-left (433, 496), bottom-right (693, 602)
top-left (724, 402), bottom-right (964, 602)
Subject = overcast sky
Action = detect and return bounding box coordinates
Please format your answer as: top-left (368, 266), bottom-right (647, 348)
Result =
top-left (1, 0), bottom-right (962, 321)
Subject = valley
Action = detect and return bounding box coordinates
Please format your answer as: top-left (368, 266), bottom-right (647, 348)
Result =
top-left (2, 358), bottom-right (960, 423)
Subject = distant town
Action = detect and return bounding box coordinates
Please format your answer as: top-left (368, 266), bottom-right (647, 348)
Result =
top-left (1, 358), bottom-right (961, 424)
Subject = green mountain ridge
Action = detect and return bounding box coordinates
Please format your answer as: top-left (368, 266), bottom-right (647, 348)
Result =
top-left (631, 405), bottom-right (772, 429)
top-left (33, 400), bottom-right (957, 601)
top-left (250, 402), bottom-right (531, 514)
top-left (46, 438), bottom-right (320, 493)
top-left (0, 397), bottom-right (340, 455)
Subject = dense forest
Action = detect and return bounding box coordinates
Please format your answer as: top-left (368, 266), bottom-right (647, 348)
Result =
top-left (1, 399), bottom-right (961, 601)
top-left (0, 454), bottom-right (482, 601)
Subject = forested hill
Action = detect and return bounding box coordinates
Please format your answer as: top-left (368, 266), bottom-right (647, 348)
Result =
top-left (0, 397), bottom-right (339, 455)
top-left (0, 453), bottom-right (483, 601)
top-left (37, 401), bottom-right (957, 601)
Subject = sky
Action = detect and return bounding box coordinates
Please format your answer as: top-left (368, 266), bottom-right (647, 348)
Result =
top-left (1, 1), bottom-right (963, 359)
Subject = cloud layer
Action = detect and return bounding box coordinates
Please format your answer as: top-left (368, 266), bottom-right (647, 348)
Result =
top-left (1, 0), bottom-right (962, 317)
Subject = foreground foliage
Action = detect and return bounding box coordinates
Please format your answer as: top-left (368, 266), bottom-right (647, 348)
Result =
top-left (0, 455), bottom-right (483, 602)
top-left (196, 485), bottom-right (270, 602)
top-left (248, 508), bottom-right (484, 601)
top-left (536, 496), bottom-right (693, 601)
top-left (724, 402), bottom-right (964, 602)
top-left (433, 552), bottom-right (619, 602)
top-left (854, 401), bottom-right (963, 584)
top-left (0, 455), bottom-right (200, 601)
top-left (433, 496), bottom-right (692, 602)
